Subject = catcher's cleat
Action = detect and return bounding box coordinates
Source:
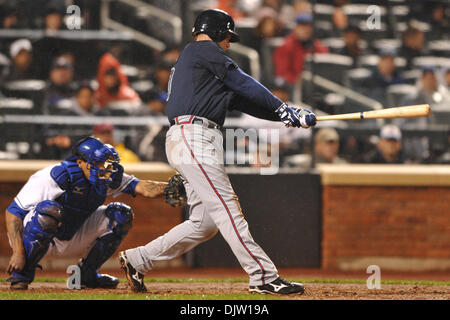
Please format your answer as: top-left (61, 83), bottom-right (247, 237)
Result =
top-left (249, 277), bottom-right (305, 295)
top-left (9, 280), bottom-right (29, 290)
top-left (81, 273), bottom-right (120, 289)
top-left (119, 251), bottom-right (147, 292)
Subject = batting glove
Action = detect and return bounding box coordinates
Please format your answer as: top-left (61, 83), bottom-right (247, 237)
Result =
top-left (276, 103), bottom-right (301, 128)
top-left (295, 108), bottom-right (317, 129)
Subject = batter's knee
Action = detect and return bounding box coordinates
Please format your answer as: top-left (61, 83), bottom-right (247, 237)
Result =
top-left (191, 215), bottom-right (218, 240)
top-left (104, 202), bottom-right (134, 237)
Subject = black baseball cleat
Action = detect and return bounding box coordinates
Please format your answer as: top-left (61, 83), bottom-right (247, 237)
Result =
top-left (82, 273), bottom-right (120, 289)
top-left (119, 251), bottom-right (147, 292)
top-left (249, 277), bottom-right (305, 295)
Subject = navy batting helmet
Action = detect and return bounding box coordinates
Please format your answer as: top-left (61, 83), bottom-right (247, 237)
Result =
top-left (192, 9), bottom-right (240, 43)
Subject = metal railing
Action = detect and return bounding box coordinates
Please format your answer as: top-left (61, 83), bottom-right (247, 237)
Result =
top-left (300, 70), bottom-right (384, 110)
top-left (228, 43), bottom-right (261, 81)
top-left (101, 0), bottom-right (167, 51)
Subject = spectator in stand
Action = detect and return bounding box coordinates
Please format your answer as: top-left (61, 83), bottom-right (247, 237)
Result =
top-left (161, 45), bottom-right (181, 64)
top-left (152, 60), bottom-right (172, 100)
top-left (44, 56), bottom-right (78, 112)
top-left (140, 90), bottom-right (167, 116)
top-left (339, 25), bottom-right (366, 68)
top-left (425, 0), bottom-right (450, 40)
top-left (92, 122), bottom-right (141, 164)
top-left (6, 39), bottom-right (38, 81)
top-left (43, 4), bottom-right (65, 32)
top-left (330, 5), bottom-right (349, 37)
top-left (401, 67), bottom-right (441, 107)
top-left (314, 128), bottom-right (347, 165)
top-left (361, 50), bottom-right (404, 106)
top-left (278, 0), bottom-right (312, 23)
top-left (95, 53), bottom-right (141, 109)
top-left (247, 8), bottom-right (283, 53)
top-left (399, 26), bottom-right (428, 69)
top-left (438, 68), bottom-right (450, 103)
top-left (362, 124), bottom-right (405, 164)
top-left (68, 82), bottom-right (101, 115)
top-left (1, 4), bottom-right (19, 29)
top-left (217, 0), bottom-right (245, 20)
top-left (273, 13), bottom-right (329, 85)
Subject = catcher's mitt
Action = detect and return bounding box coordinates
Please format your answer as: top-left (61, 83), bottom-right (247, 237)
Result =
top-left (164, 174), bottom-right (187, 207)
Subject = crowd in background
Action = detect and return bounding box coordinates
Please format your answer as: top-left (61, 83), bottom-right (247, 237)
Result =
top-left (0, 0), bottom-right (449, 166)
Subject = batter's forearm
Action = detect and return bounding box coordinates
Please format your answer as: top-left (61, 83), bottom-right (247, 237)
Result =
top-left (224, 67), bottom-right (284, 112)
top-left (135, 180), bottom-right (167, 198)
top-left (5, 210), bottom-right (25, 254)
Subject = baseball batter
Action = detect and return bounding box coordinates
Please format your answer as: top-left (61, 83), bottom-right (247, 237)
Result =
top-left (119, 9), bottom-right (316, 295)
top-left (5, 136), bottom-right (183, 290)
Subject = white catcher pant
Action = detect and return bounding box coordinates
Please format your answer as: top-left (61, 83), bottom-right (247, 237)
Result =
top-left (125, 118), bottom-right (279, 286)
top-left (17, 205), bottom-right (111, 259)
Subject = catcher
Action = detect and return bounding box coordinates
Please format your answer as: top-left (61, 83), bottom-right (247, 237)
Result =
top-left (5, 136), bottom-right (186, 290)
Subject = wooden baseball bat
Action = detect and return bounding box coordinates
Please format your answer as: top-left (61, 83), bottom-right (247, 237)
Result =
top-left (316, 104), bottom-right (431, 121)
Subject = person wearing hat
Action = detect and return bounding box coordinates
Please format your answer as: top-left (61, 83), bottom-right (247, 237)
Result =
top-left (95, 52), bottom-right (141, 109)
top-left (44, 55), bottom-right (78, 111)
top-left (362, 124), bottom-right (405, 164)
top-left (6, 38), bottom-right (37, 81)
top-left (314, 128), bottom-right (347, 164)
top-left (92, 122), bottom-right (141, 164)
top-left (273, 12), bottom-right (329, 85)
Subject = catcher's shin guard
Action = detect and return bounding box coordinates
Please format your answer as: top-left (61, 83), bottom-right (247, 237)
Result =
top-left (9, 201), bottom-right (62, 288)
top-left (79, 202), bottom-right (133, 288)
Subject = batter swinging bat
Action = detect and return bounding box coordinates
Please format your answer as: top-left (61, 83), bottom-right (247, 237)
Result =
top-left (315, 104), bottom-right (431, 121)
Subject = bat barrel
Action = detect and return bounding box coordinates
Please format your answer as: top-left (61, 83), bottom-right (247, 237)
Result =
top-left (316, 105), bottom-right (431, 121)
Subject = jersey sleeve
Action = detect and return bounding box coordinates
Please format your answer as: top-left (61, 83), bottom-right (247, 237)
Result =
top-left (7, 166), bottom-right (65, 219)
top-left (107, 173), bottom-right (140, 197)
top-left (196, 42), bottom-right (237, 81)
top-left (223, 66), bottom-right (285, 114)
top-left (197, 43), bottom-right (284, 115)
top-left (229, 94), bottom-right (281, 121)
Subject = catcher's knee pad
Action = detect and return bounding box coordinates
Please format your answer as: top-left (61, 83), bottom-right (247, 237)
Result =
top-left (14, 201), bottom-right (63, 283)
top-left (104, 202), bottom-right (134, 237)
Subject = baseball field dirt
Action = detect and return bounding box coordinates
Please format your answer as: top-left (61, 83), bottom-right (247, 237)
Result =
top-left (0, 268), bottom-right (449, 300)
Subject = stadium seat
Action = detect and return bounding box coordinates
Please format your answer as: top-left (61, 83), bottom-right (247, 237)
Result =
top-left (120, 65), bottom-right (140, 83)
top-left (304, 53), bottom-right (354, 85)
top-left (412, 56), bottom-right (450, 69)
top-left (371, 39), bottom-right (402, 55)
top-left (391, 5), bottom-right (410, 23)
top-left (401, 69), bottom-right (421, 85)
top-left (428, 41), bottom-right (450, 58)
top-left (312, 3), bottom-right (335, 21)
top-left (321, 37), bottom-right (368, 55)
top-left (359, 54), bottom-right (407, 72)
top-left (47, 99), bottom-right (79, 116)
top-left (101, 100), bottom-right (142, 116)
top-left (0, 98), bottom-right (34, 115)
top-left (346, 68), bottom-right (372, 94)
top-left (386, 84), bottom-right (417, 107)
top-left (1, 80), bottom-right (46, 114)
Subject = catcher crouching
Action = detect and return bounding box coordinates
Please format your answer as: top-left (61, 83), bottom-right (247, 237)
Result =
top-left (5, 136), bottom-right (186, 290)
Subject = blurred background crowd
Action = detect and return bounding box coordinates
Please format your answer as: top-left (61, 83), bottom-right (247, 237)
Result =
top-left (0, 0), bottom-right (449, 168)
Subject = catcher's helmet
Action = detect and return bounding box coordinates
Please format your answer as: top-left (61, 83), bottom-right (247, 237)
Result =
top-left (192, 9), bottom-right (240, 43)
top-left (70, 136), bottom-right (120, 186)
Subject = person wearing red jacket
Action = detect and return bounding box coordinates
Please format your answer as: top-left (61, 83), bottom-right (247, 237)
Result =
top-left (272, 13), bottom-right (328, 85)
top-left (95, 53), bottom-right (141, 108)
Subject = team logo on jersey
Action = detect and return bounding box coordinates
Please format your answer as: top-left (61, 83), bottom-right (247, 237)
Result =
top-left (73, 186), bottom-right (84, 195)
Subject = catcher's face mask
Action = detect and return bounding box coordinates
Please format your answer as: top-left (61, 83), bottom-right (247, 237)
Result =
top-left (73, 137), bottom-right (121, 187)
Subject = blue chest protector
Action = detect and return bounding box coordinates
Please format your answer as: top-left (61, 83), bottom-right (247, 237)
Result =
top-left (50, 161), bottom-right (107, 240)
